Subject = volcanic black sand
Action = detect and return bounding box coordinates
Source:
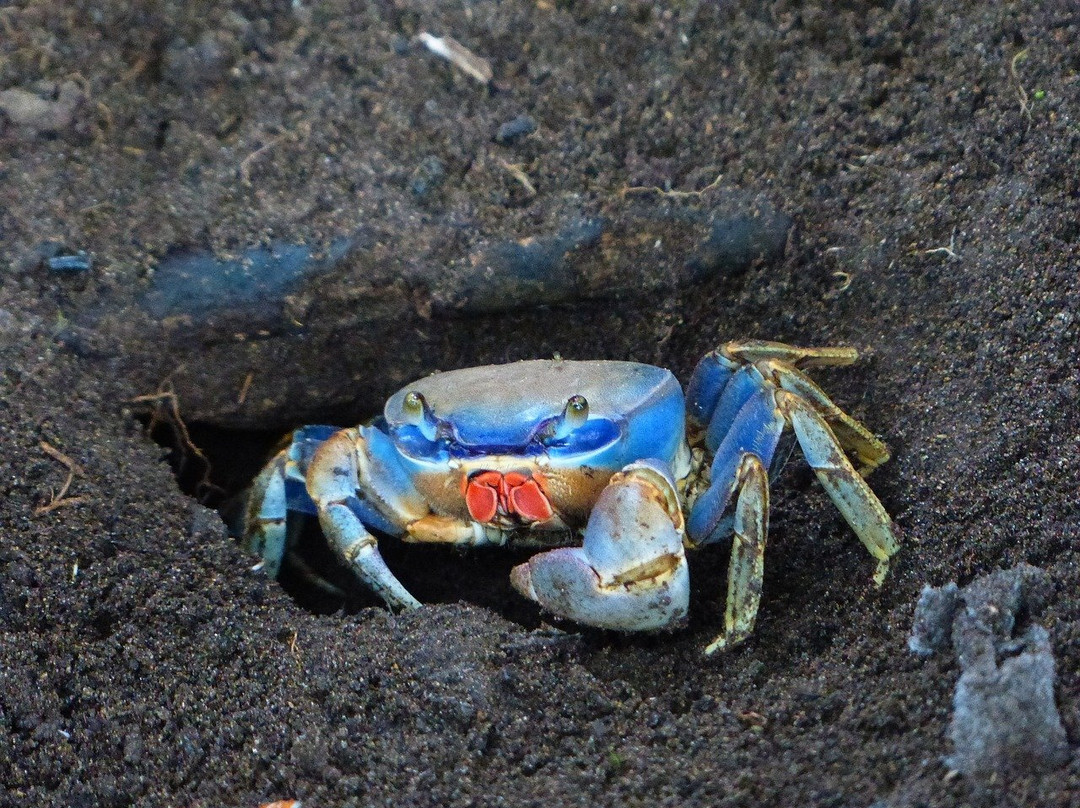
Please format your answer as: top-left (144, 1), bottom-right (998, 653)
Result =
top-left (2, 2), bottom-right (1079, 806)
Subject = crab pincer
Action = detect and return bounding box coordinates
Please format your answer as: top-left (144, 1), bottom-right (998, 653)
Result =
top-left (510, 460), bottom-right (689, 632)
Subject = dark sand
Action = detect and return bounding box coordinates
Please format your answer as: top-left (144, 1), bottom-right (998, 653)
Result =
top-left (2, 2), bottom-right (1078, 806)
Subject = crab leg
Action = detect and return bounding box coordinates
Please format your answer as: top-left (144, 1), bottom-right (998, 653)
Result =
top-left (687, 346), bottom-right (899, 650)
top-left (767, 361), bottom-right (890, 475)
top-left (234, 427), bottom-right (355, 595)
top-left (776, 390), bottom-right (898, 585)
top-left (241, 450), bottom-right (290, 579)
top-left (720, 340), bottom-right (859, 369)
top-left (689, 357), bottom-right (795, 484)
top-left (687, 383), bottom-right (788, 650)
top-left (236, 425), bottom-right (340, 573)
top-left (510, 461), bottom-right (689, 632)
top-left (705, 455), bottom-right (769, 654)
top-left (687, 341), bottom-right (852, 419)
top-left (687, 383), bottom-right (785, 544)
top-left (307, 428), bottom-right (424, 611)
top-left (722, 342), bottom-right (890, 473)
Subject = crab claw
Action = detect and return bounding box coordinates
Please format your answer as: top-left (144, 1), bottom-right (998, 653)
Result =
top-left (511, 460), bottom-right (689, 632)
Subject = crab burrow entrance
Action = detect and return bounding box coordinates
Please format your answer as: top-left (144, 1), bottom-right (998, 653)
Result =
top-left (138, 417), bottom-right (546, 625)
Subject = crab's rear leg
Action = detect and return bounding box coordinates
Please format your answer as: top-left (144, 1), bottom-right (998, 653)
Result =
top-left (236, 426), bottom-right (347, 595)
top-left (688, 347), bottom-right (899, 652)
top-left (689, 343), bottom-right (889, 471)
top-left (776, 390), bottom-right (898, 584)
top-left (510, 461), bottom-right (690, 632)
top-left (686, 385), bottom-right (785, 653)
top-left (240, 449), bottom-right (291, 580)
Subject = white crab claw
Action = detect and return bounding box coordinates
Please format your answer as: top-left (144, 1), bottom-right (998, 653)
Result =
top-left (511, 461), bottom-right (689, 632)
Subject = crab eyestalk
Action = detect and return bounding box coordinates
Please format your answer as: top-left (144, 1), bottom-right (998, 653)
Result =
top-left (546, 394), bottom-right (589, 442)
top-left (402, 391), bottom-right (441, 441)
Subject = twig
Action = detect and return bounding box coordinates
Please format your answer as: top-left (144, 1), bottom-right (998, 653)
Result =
top-left (237, 372), bottom-right (254, 406)
top-left (289, 629), bottom-right (303, 671)
top-left (39, 440), bottom-right (85, 476)
top-left (129, 382), bottom-right (221, 500)
top-left (1009, 48), bottom-right (1032, 123)
top-left (622, 172), bottom-right (723, 199)
top-left (416, 32), bottom-right (493, 84)
top-left (239, 123), bottom-right (311, 185)
top-left (498, 160), bottom-right (536, 196)
top-left (828, 270), bottom-right (853, 295)
top-left (34, 440), bottom-right (87, 515)
top-left (918, 229), bottom-right (960, 261)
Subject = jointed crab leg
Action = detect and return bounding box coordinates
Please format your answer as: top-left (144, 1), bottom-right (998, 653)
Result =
top-left (306, 428), bottom-right (426, 611)
top-left (777, 391), bottom-right (898, 585)
top-left (705, 455), bottom-right (769, 654)
top-left (687, 342), bottom-right (899, 650)
top-left (720, 339), bottom-right (859, 369)
top-left (768, 362), bottom-right (890, 475)
top-left (685, 381), bottom-right (783, 651)
top-left (510, 461), bottom-right (690, 632)
top-left (687, 383), bottom-right (785, 543)
top-left (242, 452), bottom-right (290, 579)
top-left (240, 425), bottom-right (340, 579)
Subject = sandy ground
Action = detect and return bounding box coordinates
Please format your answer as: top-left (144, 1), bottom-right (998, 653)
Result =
top-left (1, 1), bottom-right (1079, 806)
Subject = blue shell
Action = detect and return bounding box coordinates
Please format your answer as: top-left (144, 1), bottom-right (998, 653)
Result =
top-left (383, 360), bottom-right (685, 472)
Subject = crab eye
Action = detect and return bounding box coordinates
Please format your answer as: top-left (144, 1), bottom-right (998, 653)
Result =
top-left (541, 394), bottom-right (590, 443)
top-left (403, 391), bottom-right (424, 417)
top-left (402, 391), bottom-right (440, 441)
top-left (565, 395), bottom-right (589, 428)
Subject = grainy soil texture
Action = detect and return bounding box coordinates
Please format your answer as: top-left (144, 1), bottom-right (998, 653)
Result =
top-left (2, 1), bottom-right (1080, 807)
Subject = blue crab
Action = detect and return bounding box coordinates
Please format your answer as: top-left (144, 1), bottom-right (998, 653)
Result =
top-left (240, 341), bottom-right (898, 653)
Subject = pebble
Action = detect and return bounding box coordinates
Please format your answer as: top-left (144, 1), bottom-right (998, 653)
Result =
top-left (0, 81), bottom-right (86, 135)
top-left (495, 114), bottom-right (537, 144)
top-left (47, 251), bottom-right (93, 273)
top-left (409, 155), bottom-right (447, 199)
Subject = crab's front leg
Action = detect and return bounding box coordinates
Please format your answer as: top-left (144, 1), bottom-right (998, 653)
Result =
top-left (510, 460), bottom-right (690, 632)
top-left (306, 426), bottom-right (429, 611)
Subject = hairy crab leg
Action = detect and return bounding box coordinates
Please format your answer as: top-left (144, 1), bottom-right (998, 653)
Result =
top-left (510, 461), bottom-right (689, 632)
top-left (241, 450), bottom-right (290, 579)
top-left (687, 384), bottom-right (785, 545)
top-left (234, 427), bottom-right (352, 595)
top-left (687, 341), bottom-right (857, 424)
top-left (686, 385), bottom-right (788, 651)
top-left (686, 342), bottom-right (899, 651)
top-left (720, 340), bottom-right (859, 369)
top-left (766, 361), bottom-right (890, 475)
top-left (702, 365), bottom-right (768, 451)
top-left (705, 455), bottom-right (769, 654)
top-left (777, 391), bottom-right (898, 585)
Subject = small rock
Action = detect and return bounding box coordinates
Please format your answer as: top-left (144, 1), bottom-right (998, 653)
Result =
top-left (123, 732), bottom-right (144, 764)
top-left (409, 155), bottom-right (447, 199)
top-left (909, 564), bottom-right (1068, 781)
top-left (495, 114), bottom-right (537, 144)
top-left (684, 205), bottom-right (793, 284)
top-left (907, 582), bottom-right (959, 656)
top-left (289, 731), bottom-right (329, 776)
top-left (47, 251), bottom-right (93, 273)
top-left (949, 625), bottom-right (1069, 779)
top-left (163, 31), bottom-right (241, 88)
top-left (0, 81), bottom-right (86, 135)
top-left (390, 33), bottom-right (411, 56)
top-left (454, 217), bottom-right (606, 313)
